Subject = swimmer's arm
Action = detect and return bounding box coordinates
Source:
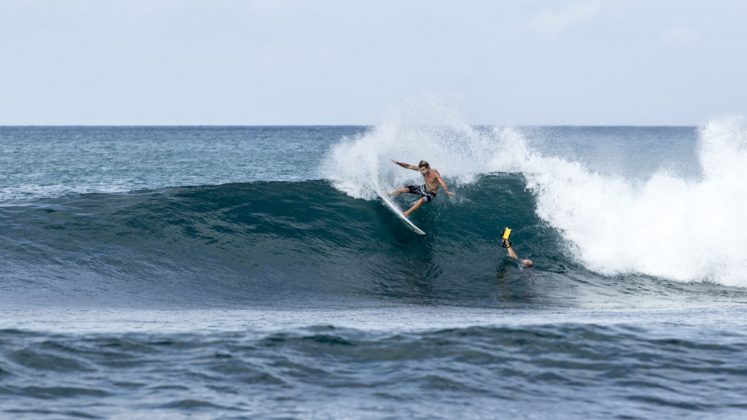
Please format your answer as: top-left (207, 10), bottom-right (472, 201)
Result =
top-left (506, 244), bottom-right (519, 259)
top-left (391, 160), bottom-right (418, 170)
top-left (505, 243), bottom-right (534, 268)
top-left (436, 171), bottom-right (455, 197)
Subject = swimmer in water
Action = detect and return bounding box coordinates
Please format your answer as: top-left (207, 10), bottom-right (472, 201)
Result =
top-left (501, 227), bottom-right (533, 268)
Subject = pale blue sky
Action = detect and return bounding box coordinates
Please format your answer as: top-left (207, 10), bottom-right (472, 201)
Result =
top-left (1, 0), bottom-right (746, 125)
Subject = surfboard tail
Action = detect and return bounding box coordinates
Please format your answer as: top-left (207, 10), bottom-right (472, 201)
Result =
top-left (377, 192), bottom-right (426, 235)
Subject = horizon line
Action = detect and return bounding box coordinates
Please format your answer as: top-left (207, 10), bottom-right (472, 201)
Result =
top-left (0, 123), bottom-right (699, 128)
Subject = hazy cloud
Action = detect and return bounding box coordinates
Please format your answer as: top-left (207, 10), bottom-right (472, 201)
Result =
top-left (660, 28), bottom-right (701, 48)
top-left (530, 0), bottom-right (602, 33)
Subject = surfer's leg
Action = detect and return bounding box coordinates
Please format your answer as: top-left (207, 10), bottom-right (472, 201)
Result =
top-left (396, 185), bottom-right (420, 197)
top-left (389, 186), bottom-right (409, 196)
top-left (403, 197), bottom-right (426, 217)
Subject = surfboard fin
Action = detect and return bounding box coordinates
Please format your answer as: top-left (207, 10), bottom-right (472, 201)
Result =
top-left (500, 227), bottom-right (512, 248)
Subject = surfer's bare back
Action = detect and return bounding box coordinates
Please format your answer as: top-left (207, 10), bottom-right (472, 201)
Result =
top-left (389, 160), bottom-right (454, 217)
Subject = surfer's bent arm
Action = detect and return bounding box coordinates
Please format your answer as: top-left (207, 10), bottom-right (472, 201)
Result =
top-left (391, 160), bottom-right (418, 170)
top-left (436, 172), bottom-right (455, 196)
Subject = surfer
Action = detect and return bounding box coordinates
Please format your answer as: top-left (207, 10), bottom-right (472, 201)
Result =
top-left (501, 227), bottom-right (533, 268)
top-left (389, 160), bottom-right (454, 217)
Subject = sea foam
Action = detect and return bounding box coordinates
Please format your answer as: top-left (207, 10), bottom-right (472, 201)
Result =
top-left (527, 118), bottom-right (747, 287)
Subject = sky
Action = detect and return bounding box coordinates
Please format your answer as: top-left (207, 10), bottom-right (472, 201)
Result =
top-left (1, 0), bottom-right (746, 125)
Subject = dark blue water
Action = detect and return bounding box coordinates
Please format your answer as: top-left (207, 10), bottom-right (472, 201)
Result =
top-left (1, 125), bottom-right (746, 418)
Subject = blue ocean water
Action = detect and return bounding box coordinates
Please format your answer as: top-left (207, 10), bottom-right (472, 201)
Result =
top-left (1, 123), bottom-right (747, 418)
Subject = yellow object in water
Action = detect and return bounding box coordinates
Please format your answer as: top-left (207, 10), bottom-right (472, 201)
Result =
top-left (501, 227), bottom-right (512, 241)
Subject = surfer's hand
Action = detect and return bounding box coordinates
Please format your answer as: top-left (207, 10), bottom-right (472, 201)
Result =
top-left (446, 191), bottom-right (455, 197)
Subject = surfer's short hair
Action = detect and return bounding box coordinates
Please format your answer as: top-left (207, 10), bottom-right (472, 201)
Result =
top-left (418, 160), bottom-right (430, 169)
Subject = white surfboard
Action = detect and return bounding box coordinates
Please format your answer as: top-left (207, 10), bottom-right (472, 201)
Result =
top-left (377, 191), bottom-right (426, 235)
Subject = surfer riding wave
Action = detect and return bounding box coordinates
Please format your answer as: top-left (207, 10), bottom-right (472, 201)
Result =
top-left (389, 160), bottom-right (455, 217)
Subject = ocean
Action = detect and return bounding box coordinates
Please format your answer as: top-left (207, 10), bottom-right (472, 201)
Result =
top-left (1, 121), bottom-right (746, 419)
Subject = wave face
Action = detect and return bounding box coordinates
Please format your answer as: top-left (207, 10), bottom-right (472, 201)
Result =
top-left (0, 176), bottom-right (562, 307)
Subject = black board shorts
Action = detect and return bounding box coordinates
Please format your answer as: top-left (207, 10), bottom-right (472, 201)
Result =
top-left (406, 185), bottom-right (436, 203)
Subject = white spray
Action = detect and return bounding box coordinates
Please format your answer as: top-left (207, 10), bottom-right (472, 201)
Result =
top-left (528, 117), bottom-right (747, 287)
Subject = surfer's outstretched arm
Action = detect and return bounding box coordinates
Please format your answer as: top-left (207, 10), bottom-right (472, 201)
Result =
top-left (391, 160), bottom-right (418, 170)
